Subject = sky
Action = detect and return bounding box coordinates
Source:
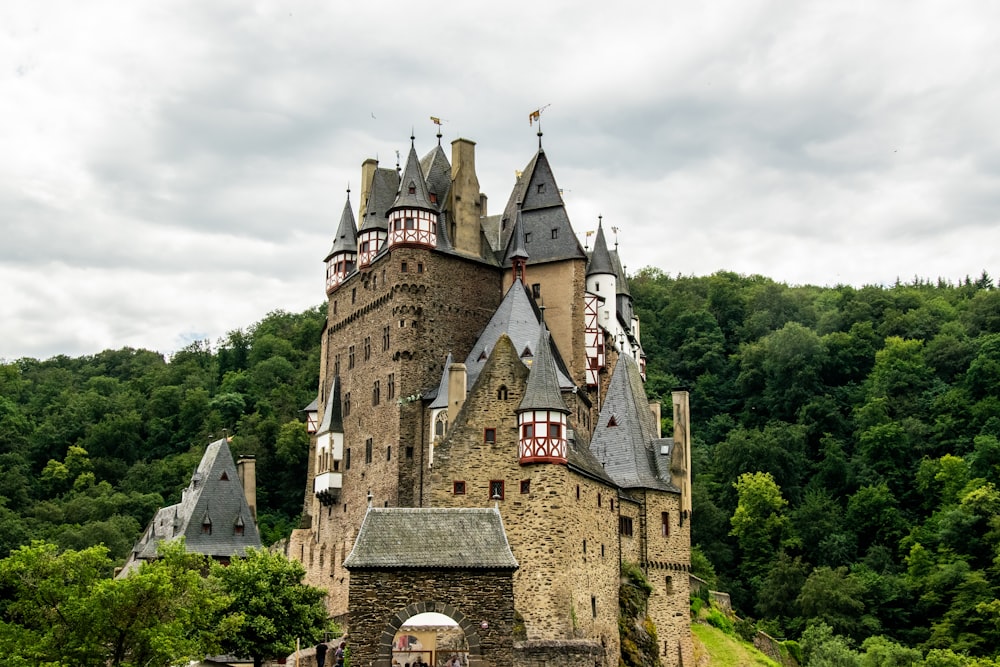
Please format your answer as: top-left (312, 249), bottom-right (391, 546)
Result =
top-left (3, 1), bottom-right (1000, 361)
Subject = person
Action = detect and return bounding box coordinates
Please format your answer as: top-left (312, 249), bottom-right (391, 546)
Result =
top-left (334, 641), bottom-right (346, 666)
top-left (315, 641), bottom-right (328, 667)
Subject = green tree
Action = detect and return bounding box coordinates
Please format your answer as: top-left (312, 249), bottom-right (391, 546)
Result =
top-left (212, 548), bottom-right (328, 667)
top-left (730, 472), bottom-right (796, 586)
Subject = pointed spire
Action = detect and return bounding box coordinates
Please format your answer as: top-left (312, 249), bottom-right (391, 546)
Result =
top-left (392, 138), bottom-right (435, 212)
top-left (505, 204), bottom-right (529, 281)
top-left (518, 328), bottom-right (569, 414)
top-left (587, 216), bottom-right (615, 277)
top-left (428, 353), bottom-right (453, 410)
top-left (317, 376), bottom-right (343, 435)
top-left (325, 190), bottom-right (359, 262)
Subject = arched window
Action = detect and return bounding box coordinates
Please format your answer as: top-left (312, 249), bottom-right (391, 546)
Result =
top-left (497, 385), bottom-right (509, 400)
top-left (435, 412), bottom-right (448, 438)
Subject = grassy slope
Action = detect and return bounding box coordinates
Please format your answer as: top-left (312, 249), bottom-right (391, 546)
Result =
top-left (692, 622), bottom-right (781, 667)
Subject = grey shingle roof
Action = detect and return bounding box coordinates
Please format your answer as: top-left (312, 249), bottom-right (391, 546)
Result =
top-left (586, 221), bottom-right (615, 277)
top-left (610, 249), bottom-right (631, 297)
top-left (129, 438), bottom-right (261, 563)
top-left (589, 356), bottom-right (677, 492)
top-left (344, 507), bottom-right (518, 570)
top-left (317, 376), bottom-right (343, 434)
top-left (427, 353), bottom-right (453, 410)
top-left (324, 194), bottom-right (358, 262)
top-left (499, 150), bottom-right (586, 265)
top-left (519, 329), bottom-right (569, 414)
top-left (392, 141), bottom-right (435, 212)
top-left (503, 209), bottom-right (529, 263)
top-left (360, 167), bottom-right (399, 232)
top-left (463, 280), bottom-right (574, 391)
top-left (420, 142), bottom-right (452, 213)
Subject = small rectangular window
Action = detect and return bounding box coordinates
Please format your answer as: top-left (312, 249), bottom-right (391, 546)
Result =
top-left (344, 392), bottom-right (351, 417)
top-left (401, 261), bottom-right (408, 272)
top-left (532, 283), bottom-right (541, 298)
top-left (348, 345), bottom-right (355, 369)
top-left (548, 423), bottom-right (561, 439)
top-left (662, 511), bottom-right (670, 537)
top-left (417, 262), bottom-right (424, 273)
top-left (345, 448), bottom-right (351, 470)
top-left (364, 336), bottom-right (371, 361)
top-left (388, 373), bottom-right (395, 399)
top-left (619, 516), bottom-right (633, 537)
top-left (386, 445), bottom-right (391, 461)
top-left (484, 428), bottom-right (496, 443)
top-left (365, 438), bottom-right (373, 464)
top-left (453, 481), bottom-right (466, 495)
top-left (524, 232), bottom-right (532, 243)
top-left (372, 380), bottom-right (380, 405)
top-left (406, 446), bottom-right (414, 459)
top-left (489, 480), bottom-right (505, 500)
top-left (665, 575), bottom-right (674, 594)
top-left (551, 228), bottom-right (558, 239)
top-left (520, 479), bottom-right (530, 494)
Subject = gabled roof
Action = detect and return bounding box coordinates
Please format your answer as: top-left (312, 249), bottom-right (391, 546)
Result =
top-left (427, 353), bottom-right (453, 410)
top-left (499, 149), bottom-right (586, 265)
top-left (463, 280), bottom-right (574, 391)
top-left (360, 167), bottom-right (399, 232)
top-left (519, 329), bottom-right (569, 414)
top-left (128, 438), bottom-right (261, 564)
top-left (324, 194), bottom-right (358, 262)
top-left (590, 356), bottom-right (677, 492)
top-left (344, 507), bottom-right (518, 570)
top-left (586, 220), bottom-right (615, 277)
top-left (317, 376), bottom-right (343, 435)
top-left (420, 142), bottom-right (452, 212)
top-left (392, 141), bottom-right (435, 212)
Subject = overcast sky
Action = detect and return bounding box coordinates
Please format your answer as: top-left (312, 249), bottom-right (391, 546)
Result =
top-left (3, 1), bottom-right (1000, 361)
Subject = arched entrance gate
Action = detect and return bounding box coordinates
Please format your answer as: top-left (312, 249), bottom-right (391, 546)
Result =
top-left (344, 507), bottom-right (519, 667)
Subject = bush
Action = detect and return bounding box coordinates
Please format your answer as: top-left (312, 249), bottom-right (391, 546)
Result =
top-left (735, 616), bottom-right (758, 643)
top-left (706, 608), bottom-right (734, 635)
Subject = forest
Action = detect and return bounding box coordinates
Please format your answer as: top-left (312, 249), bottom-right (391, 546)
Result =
top-left (3, 270), bottom-right (1000, 662)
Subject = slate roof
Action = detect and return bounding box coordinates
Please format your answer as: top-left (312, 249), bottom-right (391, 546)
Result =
top-left (519, 329), bottom-right (569, 414)
top-left (360, 167), bottom-right (399, 232)
top-left (586, 221), bottom-right (615, 277)
top-left (318, 376), bottom-right (343, 435)
top-left (324, 194), bottom-right (358, 262)
top-left (427, 353), bottom-right (453, 410)
top-left (589, 356), bottom-right (678, 492)
top-left (504, 209), bottom-right (529, 264)
top-left (126, 438), bottom-right (261, 568)
top-left (420, 141), bottom-right (452, 213)
top-left (343, 507), bottom-right (518, 570)
top-left (463, 280), bottom-right (574, 391)
top-left (393, 140), bottom-right (436, 212)
top-left (499, 149), bottom-right (586, 265)
top-left (611, 248), bottom-right (631, 297)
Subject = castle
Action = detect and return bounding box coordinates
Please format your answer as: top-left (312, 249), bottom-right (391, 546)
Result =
top-left (288, 127), bottom-right (693, 667)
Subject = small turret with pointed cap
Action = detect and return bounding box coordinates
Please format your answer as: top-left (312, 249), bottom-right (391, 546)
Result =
top-left (324, 190), bottom-right (359, 292)
top-left (387, 136), bottom-right (440, 250)
top-left (586, 217), bottom-right (615, 278)
top-left (518, 327), bottom-right (570, 464)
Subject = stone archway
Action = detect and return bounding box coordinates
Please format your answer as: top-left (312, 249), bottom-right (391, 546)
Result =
top-left (377, 600), bottom-right (482, 667)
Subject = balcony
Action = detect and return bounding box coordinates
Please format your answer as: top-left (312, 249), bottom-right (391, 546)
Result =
top-left (313, 471), bottom-right (343, 506)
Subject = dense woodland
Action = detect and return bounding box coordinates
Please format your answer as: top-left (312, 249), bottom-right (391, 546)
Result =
top-left (3, 270), bottom-right (1000, 662)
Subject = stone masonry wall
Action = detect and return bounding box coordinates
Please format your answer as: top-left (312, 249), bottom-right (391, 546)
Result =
top-left (428, 335), bottom-right (621, 666)
top-left (347, 568), bottom-right (515, 667)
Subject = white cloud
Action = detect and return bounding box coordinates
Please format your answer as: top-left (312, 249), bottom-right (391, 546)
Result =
top-left (2, 0), bottom-right (1000, 359)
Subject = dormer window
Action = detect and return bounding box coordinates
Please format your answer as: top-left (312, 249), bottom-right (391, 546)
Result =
top-left (537, 184), bottom-right (546, 194)
top-left (408, 182), bottom-right (416, 194)
top-left (551, 228), bottom-right (558, 239)
top-left (201, 515), bottom-right (212, 535)
top-left (430, 193), bottom-right (438, 204)
top-left (234, 516), bottom-right (245, 536)
top-left (220, 471), bottom-right (229, 481)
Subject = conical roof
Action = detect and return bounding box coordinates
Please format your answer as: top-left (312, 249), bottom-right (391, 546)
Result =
top-left (589, 356), bottom-right (676, 491)
top-left (518, 328), bottom-right (569, 414)
top-left (586, 220), bottom-right (615, 277)
top-left (420, 142), bottom-right (452, 212)
top-left (392, 140), bottom-right (435, 212)
top-left (324, 194), bottom-right (358, 262)
top-left (504, 208), bottom-right (529, 263)
top-left (317, 376), bottom-right (343, 435)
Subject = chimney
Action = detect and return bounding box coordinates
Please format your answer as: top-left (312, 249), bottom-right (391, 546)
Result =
top-left (359, 158), bottom-right (379, 220)
top-left (236, 455), bottom-right (257, 522)
top-left (648, 400), bottom-right (662, 438)
top-left (450, 138), bottom-right (481, 256)
top-left (448, 362), bottom-right (467, 425)
top-left (671, 391), bottom-right (692, 514)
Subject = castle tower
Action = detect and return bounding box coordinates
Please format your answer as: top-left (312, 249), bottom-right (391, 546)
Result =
top-left (517, 328), bottom-right (569, 464)
top-left (324, 192), bottom-right (358, 293)
top-left (387, 138), bottom-right (438, 250)
top-left (586, 218), bottom-right (617, 330)
top-left (313, 376), bottom-right (344, 507)
top-left (506, 208), bottom-right (529, 285)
